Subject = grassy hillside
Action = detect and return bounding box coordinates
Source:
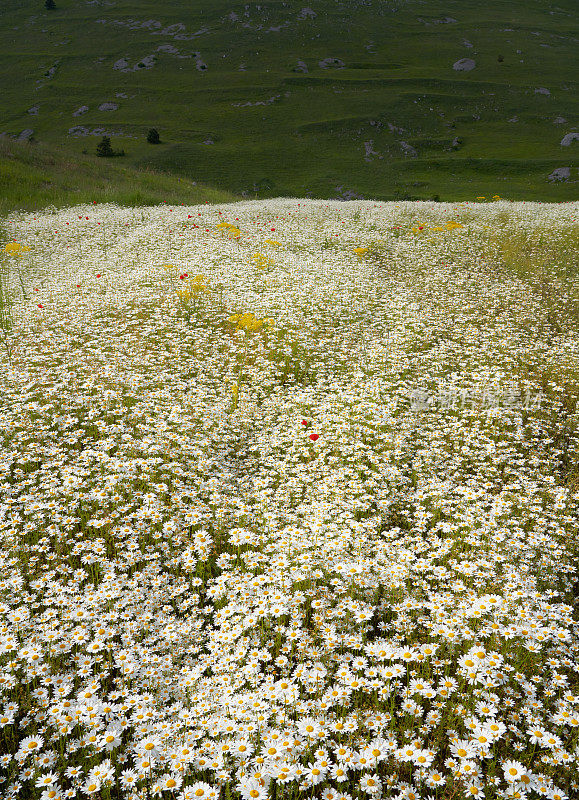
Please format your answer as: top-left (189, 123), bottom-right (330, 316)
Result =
top-left (0, 137), bottom-right (243, 218)
top-left (0, 0), bottom-right (578, 212)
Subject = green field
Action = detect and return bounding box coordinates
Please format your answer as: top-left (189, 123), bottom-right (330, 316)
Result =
top-left (1, 0), bottom-right (578, 215)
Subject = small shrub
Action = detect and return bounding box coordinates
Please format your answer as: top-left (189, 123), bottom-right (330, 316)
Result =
top-left (96, 136), bottom-right (114, 158)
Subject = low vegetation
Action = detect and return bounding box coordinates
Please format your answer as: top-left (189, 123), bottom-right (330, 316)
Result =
top-left (0, 198), bottom-right (578, 800)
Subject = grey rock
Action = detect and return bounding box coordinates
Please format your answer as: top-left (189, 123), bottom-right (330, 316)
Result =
top-left (453, 58), bottom-right (476, 71)
top-left (17, 129), bottom-right (34, 141)
top-left (547, 167), bottom-right (570, 182)
top-left (400, 141), bottom-right (418, 157)
top-left (154, 23), bottom-right (186, 36)
top-left (561, 132), bottom-right (579, 146)
top-left (28, 105), bottom-right (40, 115)
top-left (319, 57), bottom-right (345, 69)
top-left (535, 87), bottom-right (550, 95)
top-left (73, 105), bottom-right (89, 116)
top-left (387, 121), bottom-right (405, 134)
top-left (98, 103), bottom-right (118, 111)
top-left (364, 140), bottom-right (383, 161)
top-left (334, 185), bottom-right (365, 201)
top-left (554, 116), bottom-right (567, 124)
top-left (68, 126), bottom-right (90, 136)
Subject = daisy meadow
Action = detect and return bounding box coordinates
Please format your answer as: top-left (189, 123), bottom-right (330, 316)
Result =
top-left (0, 198), bottom-right (577, 800)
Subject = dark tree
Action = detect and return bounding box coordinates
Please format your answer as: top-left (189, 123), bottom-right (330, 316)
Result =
top-left (96, 136), bottom-right (114, 158)
top-left (147, 128), bottom-right (161, 144)
top-left (45, 0), bottom-right (56, 9)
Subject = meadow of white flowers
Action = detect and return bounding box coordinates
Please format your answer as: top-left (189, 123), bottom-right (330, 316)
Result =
top-left (0, 198), bottom-right (578, 800)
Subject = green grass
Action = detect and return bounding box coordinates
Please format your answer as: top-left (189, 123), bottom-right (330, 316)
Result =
top-left (0, 0), bottom-right (578, 215)
top-left (0, 137), bottom-right (243, 218)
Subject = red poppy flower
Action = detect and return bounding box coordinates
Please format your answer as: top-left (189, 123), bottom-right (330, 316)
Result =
top-left (309, 433), bottom-right (319, 441)
top-left (96, 274), bottom-right (101, 278)
top-left (76, 284), bottom-right (80, 288)
top-left (38, 304), bottom-right (44, 308)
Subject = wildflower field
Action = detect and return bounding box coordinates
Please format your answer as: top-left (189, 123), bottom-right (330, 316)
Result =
top-left (0, 197), bottom-right (578, 800)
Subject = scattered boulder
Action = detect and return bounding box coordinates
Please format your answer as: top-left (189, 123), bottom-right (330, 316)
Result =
top-left (387, 121), bottom-right (405, 134)
top-left (319, 58), bottom-right (345, 69)
top-left (547, 167), bottom-right (571, 182)
top-left (68, 125), bottom-right (136, 138)
top-left (136, 55), bottom-right (157, 70)
top-left (508, 116), bottom-right (519, 123)
top-left (297, 8), bottom-right (317, 19)
top-left (534, 87), bottom-right (551, 96)
top-left (400, 141), bottom-right (418, 157)
top-left (114, 55), bottom-right (156, 72)
top-left (73, 105), bottom-right (89, 116)
top-left (293, 60), bottom-right (308, 72)
top-left (334, 185), bottom-right (365, 201)
top-left (364, 140), bottom-right (383, 161)
top-left (453, 58), bottom-right (476, 71)
top-left (560, 133), bottom-right (579, 146)
top-left (152, 23), bottom-right (186, 36)
top-left (28, 105), bottom-right (40, 115)
top-left (17, 129), bottom-right (34, 141)
top-left (98, 103), bottom-right (119, 111)
top-left (554, 116), bottom-right (567, 124)
top-left (418, 16), bottom-right (457, 24)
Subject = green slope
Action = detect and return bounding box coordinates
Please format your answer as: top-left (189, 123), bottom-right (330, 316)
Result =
top-left (0, 137), bottom-right (242, 218)
top-left (0, 0), bottom-right (577, 212)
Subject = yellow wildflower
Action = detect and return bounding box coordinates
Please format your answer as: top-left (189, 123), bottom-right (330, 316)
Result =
top-left (216, 223), bottom-right (241, 238)
top-left (228, 311), bottom-right (272, 334)
top-left (4, 242), bottom-right (31, 257)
